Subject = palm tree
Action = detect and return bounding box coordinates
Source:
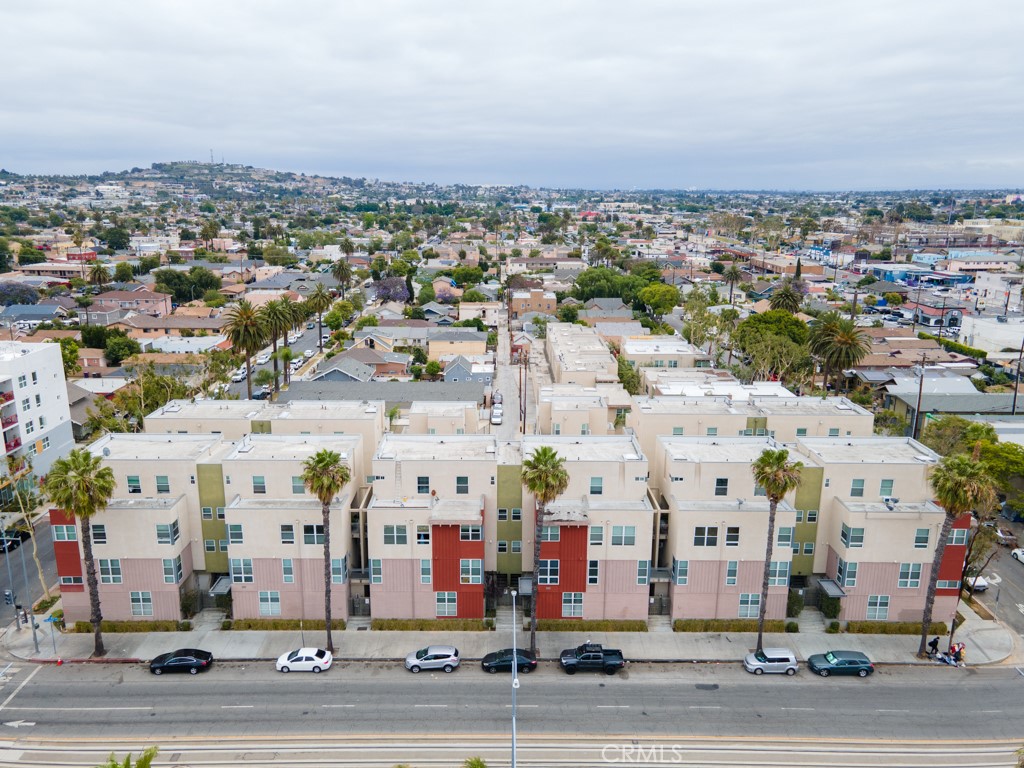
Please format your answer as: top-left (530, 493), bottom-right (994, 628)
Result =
top-left (223, 300), bottom-right (266, 400)
top-left (751, 448), bottom-right (803, 653)
top-left (43, 448), bottom-right (116, 657)
top-left (520, 445), bottom-right (569, 655)
top-left (259, 300), bottom-right (291, 393)
top-left (307, 284), bottom-right (333, 352)
top-left (332, 259), bottom-right (353, 300)
top-left (769, 279), bottom-right (803, 314)
top-left (808, 311), bottom-right (843, 390)
top-left (88, 263), bottom-right (110, 293)
top-left (302, 449), bottom-right (351, 654)
top-left (917, 455), bottom-right (996, 656)
top-left (99, 746), bottom-right (159, 768)
top-left (723, 264), bottom-right (743, 305)
top-left (815, 315), bottom-right (870, 392)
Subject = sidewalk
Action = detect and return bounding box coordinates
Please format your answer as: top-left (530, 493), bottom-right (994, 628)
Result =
top-left (3, 600), bottom-right (1019, 667)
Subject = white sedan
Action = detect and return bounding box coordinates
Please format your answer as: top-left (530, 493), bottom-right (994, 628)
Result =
top-left (256, 353), bottom-right (271, 365)
top-left (276, 647), bottom-right (332, 673)
top-left (1012, 548), bottom-right (1024, 563)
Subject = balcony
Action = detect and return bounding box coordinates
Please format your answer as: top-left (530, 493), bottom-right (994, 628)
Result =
top-left (0, 392), bottom-right (13, 404)
top-left (1, 414), bottom-right (17, 429)
top-left (4, 438), bottom-right (21, 454)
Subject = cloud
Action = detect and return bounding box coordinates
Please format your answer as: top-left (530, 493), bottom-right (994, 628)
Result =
top-left (1, 0), bottom-right (1021, 189)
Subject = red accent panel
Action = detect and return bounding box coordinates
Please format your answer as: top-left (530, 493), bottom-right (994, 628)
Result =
top-left (537, 524), bottom-right (588, 619)
top-left (936, 516), bottom-right (971, 595)
top-left (49, 508), bottom-right (83, 592)
top-left (432, 524), bottom-right (484, 618)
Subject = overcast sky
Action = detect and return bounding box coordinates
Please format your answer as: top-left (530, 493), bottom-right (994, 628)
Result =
top-left (2, 1), bottom-right (1021, 190)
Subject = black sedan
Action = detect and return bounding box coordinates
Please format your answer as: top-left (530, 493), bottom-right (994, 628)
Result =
top-left (0, 527), bottom-right (30, 552)
top-left (149, 648), bottom-right (214, 675)
top-left (481, 648), bottom-right (537, 674)
top-left (807, 650), bottom-right (874, 678)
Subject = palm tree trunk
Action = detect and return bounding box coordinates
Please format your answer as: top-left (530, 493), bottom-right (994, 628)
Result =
top-left (729, 283), bottom-right (735, 305)
top-left (530, 501), bottom-right (544, 656)
top-left (81, 517), bottom-right (105, 657)
top-left (271, 337), bottom-right (280, 393)
top-left (317, 312), bottom-right (324, 352)
top-left (322, 502), bottom-right (334, 654)
top-left (756, 501), bottom-right (778, 653)
top-left (244, 357), bottom-right (253, 400)
top-left (918, 513), bottom-right (956, 657)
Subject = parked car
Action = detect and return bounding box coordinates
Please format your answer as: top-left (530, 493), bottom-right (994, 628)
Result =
top-left (251, 389), bottom-right (271, 400)
top-left (303, 349), bottom-right (315, 360)
top-left (230, 369), bottom-right (246, 382)
top-left (492, 392), bottom-right (503, 405)
top-left (490, 409), bottom-right (503, 425)
top-left (150, 648), bottom-right (214, 675)
top-left (306, 322), bottom-right (315, 329)
top-left (559, 643), bottom-right (625, 675)
top-left (256, 353), bottom-right (271, 365)
top-left (807, 650), bottom-right (874, 677)
top-left (276, 647), bottom-right (332, 673)
top-left (481, 648), bottom-right (537, 674)
top-left (966, 575), bottom-right (989, 592)
top-left (405, 645), bottom-right (460, 673)
top-left (743, 647), bottom-right (798, 676)
top-left (1012, 547), bottom-right (1024, 563)
top-left (0, 526), bottom-right (30, 552)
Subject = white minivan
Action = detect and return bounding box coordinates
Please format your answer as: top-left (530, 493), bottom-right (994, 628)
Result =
top-left (743, 648), bottom-right (798, 675)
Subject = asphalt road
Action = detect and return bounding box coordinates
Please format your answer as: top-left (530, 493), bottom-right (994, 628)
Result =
top-left (0, 518), bottom-right (55, 623)
top-left (975, 543), bottom-right (1024, 636)
top-left (227, 325), bottom-right (322, 397)
top-left (1, 661), bottom-right (1022, 743)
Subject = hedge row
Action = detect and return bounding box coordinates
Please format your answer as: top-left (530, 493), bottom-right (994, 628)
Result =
top-left (918, 332), bottom-right (987, 360)
top-left (228, 619), bottom-right (346, 631)
top-left (71, 620), bottom-right (191, 633)
top-left (536, 619), bottom-right (648, 632)
top-left (845, 621), bottom-right (947, 635)
top-left (371, 618), bottom-right (492, 631)
top-left (674, 619), bottom-right (787, 633)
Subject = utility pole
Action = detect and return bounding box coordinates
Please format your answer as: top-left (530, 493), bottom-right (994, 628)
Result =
top-left (912, 352), bottom-right (928, 440)
top-left (1012, 333), bottom-right (1024, 416)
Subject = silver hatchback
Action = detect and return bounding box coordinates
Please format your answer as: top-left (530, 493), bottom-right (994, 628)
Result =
top-left (405, 645), bottom-right (460, 673)
top-left (743, 647), bottom-right (798, 675)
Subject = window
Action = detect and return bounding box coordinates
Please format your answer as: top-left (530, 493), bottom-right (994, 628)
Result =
top-left (828, 428), bottom-right (840, 437)
top-left (227, 524), bottom-right (243, 545)
top-left (590, 526), bottom-right (604, 545)
top-left (252, 476), bottom-right (266, 494)
top-left (511, 508), bottom-right (522, 521)
top-left (384, 525), bottom-right (408, 545)
top-left (914, 528), bottom-right (929, 549)
top-left (777, 527), bottom-right (794, 547)
top-left (436, 592), bottom-right (457, 617)
top-left (420, 559), bottom-right (432, 584)
top-left (230, 559), bottom-right (254, 583)
top-left (637, 560), bottom-right (650, 585)
top-left (694, 526), bottom-right (718, 546)
top-left (291, 476), bottom-right (304, 494)
top-left (611, 525), bottom-right (636, 546)
top-left (540, 525), bottom-right (560, 542)
top-left (672, 427), bottom-right (684, 436)
top-left (163, 556), bottom-right (183, 584)
top-left (202, 506), bottom-right (213, 520)
top-left (538, 559), bottom-right (559, 585)
top-left (725, 560), bottom-right (738, 586)
top-left (738, 593), bottom-right (760, 619)
top-left (205, 539), bottom-right (216, 552)
top-left (590, 477), bottom-right (603, 495)
top-left (580, 424), bottom-right (590, 436)
top-left (850, 479), bottom-right (864, 497)
top-left (803, 542), bottom-right (815, 555)
top-left (795, 510), bottom-right (804, 523)
top-left (796, 428), bottom-right (807, 437)
top-left (155, 475), bottom-right (170, 494)
top-left (91, 525), bottom-right (105, 543)
top-left (456, 476), bottom-right (469, 495)
top-left (130, 592), bottom-right (153, 617)
top-left (840, 524), bottom-right (864, 548)
top-left (17, 375), bottom-right (26, 388)
top-left (753, 484), bottom-right (766, 497)
top-left (60, 576), bottom-right (83, 585)
top-left (417, 476), bottom-right (430, 494)
top-left (460, 559), bottom-right (483, 584)
top-left (898, 563), bottom-right (922, 589)
top-left (511, 540), bottom-right (522, 553)
top-left (332, 557), bottom-right (347, 584)
top-left (588, 560), bottom-right (599, 585)
top-left (416, 525), bottom-right (430, 545)
top-left (100, 559), bottom-right (122, 584)
top-left (53, 525), bottom-right (77, 541)
top-left (498, 508), bottom-right (508, 521)
top-left (20, 398), bottom-right (29, 412)
top-left (24, 420), bottom-right (34, 435)
top-left (370, 559), bottom-right (382, 584)
top-left (947, 529), bottom-right (968, 546)
top-left (460, 525), bottom-right (482, 541)
top-left (562, 592), bottom-right (583, 617)
top-left (937, 580), bottom-right (961, 589)
top-left (553, 423), bottom-right (560, 435)
top-left (714, 478), bottom-right (729, 496)
top-left (725, 526), bottom-right (740, 547)
top-left (806, 510), bottom-right (818, 523)
top-left (866, 595), bottom-right (890, 621)
top-left (280, 524), bottom-right (295, 544)
top-left (837, 558), bottom-right (858, 588)
top-left (156, 521), bottom-right (181, 545)
top-left (216, 507), bottom-right (225, 519)
top-left (673, 558), bottom-right (689, 585)
top-left (219, 540), bottom-right (228, 552)
top-left (879, 479), bottom-right (894, 497)
top-left (497, 540), bottom-right (508, 553)
top-left (31, 372), bottom-right (37, 385)
top-left (259, 591), bottom-right (281, 616)
top-left (769, 561), bottom-right (790, 587)
top-left (706, 427), bottom-right (718, 437)
top-left (304, 524), bottom-right (324, 545)
top-left (282, 559), bottom-right (294, 583)
top-left (127, 475), bottom-right (141, 494)
top-left (42, 436), bottom-right (50, 450)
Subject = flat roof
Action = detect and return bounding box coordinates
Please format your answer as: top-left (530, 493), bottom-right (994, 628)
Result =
top-left (375, 434), bottom-right (498, 461)
top-left (838, 499), bottom-right (943, 516)
top-left (224, 434), bottom-right (362, 463)
top-left (105, 496), bottom-right (184, 511)
top-left (797, 437), bottom-right (939, 465)
top-left (227, 496), bottom-right (333, 512)
top-left (522, 435), bottom-right (645, 463)
top-left (672, 498), bottom-right (796, 514)
top-left (659, 437), bottom-right (805, 464)
top-left (408, 401), bottom-right (476, 416)
top-left (148, 399), bottom-right (383, 422)
top-left (88, 433), bottom-right (229, 463)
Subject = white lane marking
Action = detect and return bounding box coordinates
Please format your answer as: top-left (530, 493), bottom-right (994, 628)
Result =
top-left (877, 709), bottom-right (909, 713)
top-left (323, 704), bottom-right (355, 708)
top-left (781, 707), bottom-right (815, 711)
top-left (2, 720), bottom-right (34, 728)
top-left (597, 705), bottom-right (630, 709)
top-left (5, 706), bottom-right (152, 711)
top-left (688, 706), bottom-right (722, 710)
top-left (221, 705), bottom-right (254, 709)
top-left (414, 704), bottom-right (447, 708)
top-left (505, 704), bottom-right (539, 708)
top-left (0, 668), bottom-right (40, 713)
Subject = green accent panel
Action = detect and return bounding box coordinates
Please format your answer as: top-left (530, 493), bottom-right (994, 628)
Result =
top-left (791, 465), bottom-right (823, 576)
top-left (791, 554), bottom-right (814, 575)
top-left (746, 416), bottom-right (768, 432)
top-left (496, 465), bottom-right (524, 575)
top-left (197, 463), bottom-right (228, 573)
top-left (251, 420), bottom-right (272, 434)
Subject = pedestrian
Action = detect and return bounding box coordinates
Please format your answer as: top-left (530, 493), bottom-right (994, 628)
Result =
top-left (928, 637), bottom-right (940, 656)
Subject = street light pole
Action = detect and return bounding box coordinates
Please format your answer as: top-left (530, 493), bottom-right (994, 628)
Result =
top-left (510, 588), bottom-right (519, 768)
top-left (18, 538), bottom-right (39, 654)
top-left (912, 353), bottom-right (928, 440)
top-left (0, 527), bottom-right (19, 630)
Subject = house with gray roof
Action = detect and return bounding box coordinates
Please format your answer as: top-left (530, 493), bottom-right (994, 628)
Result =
top-left (312, 356), bottom-right (375, 383)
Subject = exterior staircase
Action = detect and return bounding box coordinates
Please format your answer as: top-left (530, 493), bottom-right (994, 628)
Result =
top-left (647, 615), bottom-right (674, 632)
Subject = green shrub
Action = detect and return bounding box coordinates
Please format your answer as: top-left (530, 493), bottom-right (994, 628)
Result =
top-left (785, 621), bottom-right (799, 633)
top-left (221, 620), bottom-right (233, 630)
top-left (826, 621), bottom-right (841, 634)
top-left (370, 618), bottom-right (489, 631)
top-left (230, 619), bottom-right (345, 631)
top-left (71, 620), bottom-right (184, 633)
top-left (918, 332), bottom-right (987, 360)
top-left (673, 619), bottom-right (787, 633)
top-left (845, 621), bottom-right (946, 635)
top-left (820, 595), bottom-right (841, 619)
top-left (537, 619), bottom-right (648, 632)
top-left (33, 595), bottom-right (60, 614)
top-left (786, 591), bottom-right (804, 618)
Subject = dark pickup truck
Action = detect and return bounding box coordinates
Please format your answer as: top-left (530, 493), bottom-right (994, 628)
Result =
top-left (559, 643), bottom-right (626, 675)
